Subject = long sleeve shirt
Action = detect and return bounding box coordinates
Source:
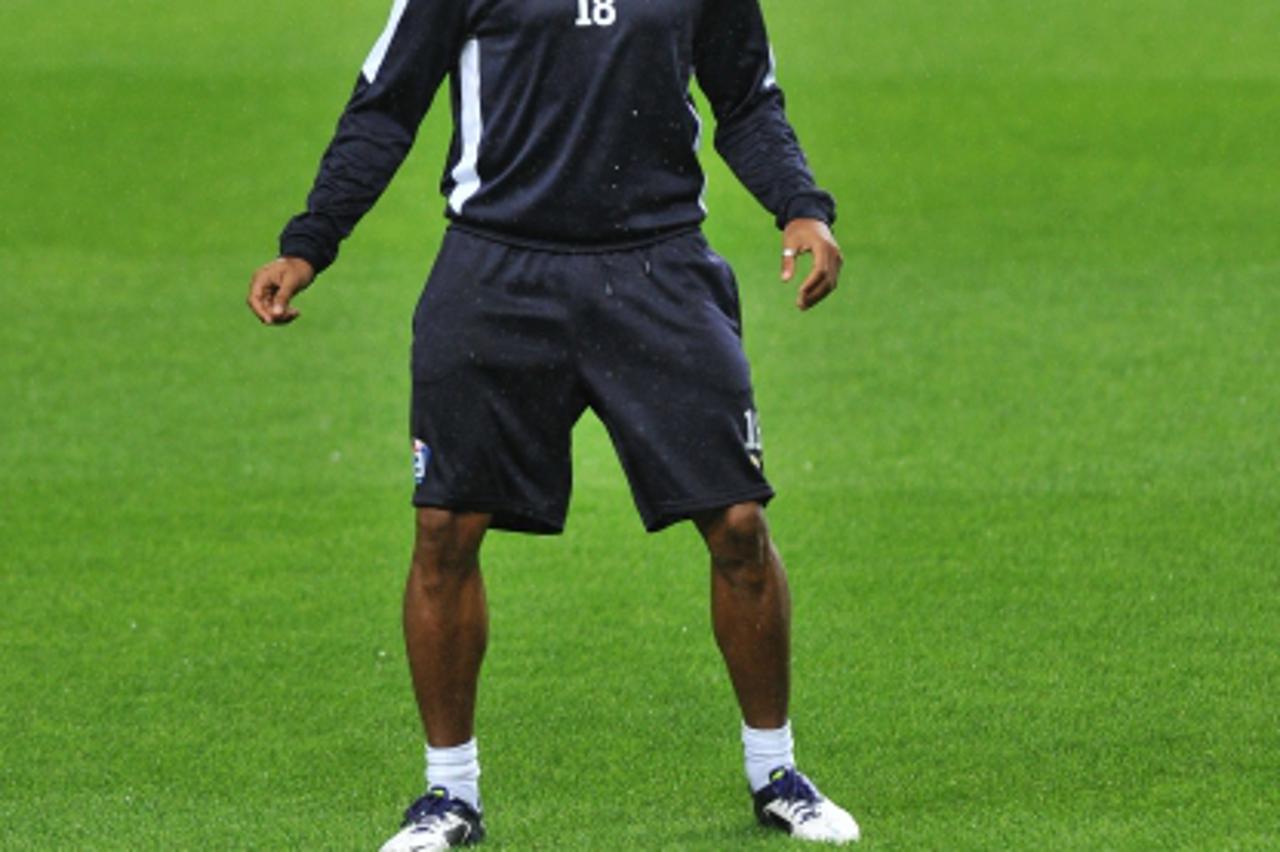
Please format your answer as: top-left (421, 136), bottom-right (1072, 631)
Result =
top-left (279, 0), bottom-right (836, 273)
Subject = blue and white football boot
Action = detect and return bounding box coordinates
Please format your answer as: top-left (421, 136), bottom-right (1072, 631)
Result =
top-left (379, 786), bottom-right (485, 851)
top-left (752, 767), bottom-right (860, 845)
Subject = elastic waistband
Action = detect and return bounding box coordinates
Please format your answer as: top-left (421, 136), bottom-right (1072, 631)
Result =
top-left (445, 222), bottom-right (702, 255)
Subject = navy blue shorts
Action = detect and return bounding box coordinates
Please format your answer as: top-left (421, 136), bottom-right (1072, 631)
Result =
top-left (410, 228), bottom-right (773, 533)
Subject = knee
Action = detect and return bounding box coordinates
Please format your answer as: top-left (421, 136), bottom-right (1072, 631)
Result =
top-left (700, 502), bottom-right (772, 579)
top-left (411, 508), bottom-right (489, 585)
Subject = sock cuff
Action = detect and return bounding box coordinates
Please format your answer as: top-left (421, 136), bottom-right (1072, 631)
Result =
top-left (425, 738), bottom-right (479, 770)
top-left (742, 720), bottom-right (794, 752)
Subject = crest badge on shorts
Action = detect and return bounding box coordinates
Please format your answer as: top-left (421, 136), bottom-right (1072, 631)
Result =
top-left (412, 438), bottom-right (432, 484)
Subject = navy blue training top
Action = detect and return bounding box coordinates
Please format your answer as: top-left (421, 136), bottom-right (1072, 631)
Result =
top-left (279, 0), bottom-right (837, 272)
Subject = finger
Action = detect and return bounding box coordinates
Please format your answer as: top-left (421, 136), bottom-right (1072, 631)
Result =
top-left (781, 242), bottom-right (812, 283)
top-left (799, 280), bottom-right (834, 310)
top-left (797, 247), bottom-right (837, 310)
top-left (247, 268), bottom-right (281, 324)
top-left (797, 266), bottom-right (832, 310)
top-left (781, 246), bottom-right (798, 282)
top-left (269, 269), bottom-right (303, 322)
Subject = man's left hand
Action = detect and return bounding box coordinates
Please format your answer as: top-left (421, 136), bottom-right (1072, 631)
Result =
top-left (781, 218), bottom-right (843, 311)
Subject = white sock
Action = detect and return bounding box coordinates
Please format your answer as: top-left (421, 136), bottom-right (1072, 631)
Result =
top-left (742, 721), bottom-right (795, 792)
top-left (425, 739), bottom-right (481, 811)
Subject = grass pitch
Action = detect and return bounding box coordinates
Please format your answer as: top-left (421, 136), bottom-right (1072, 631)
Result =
top-left (2, 0), bottom-right (1278, 848)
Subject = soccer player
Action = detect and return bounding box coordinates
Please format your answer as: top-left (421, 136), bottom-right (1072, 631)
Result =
top-left (246, 0), bottom-right (858, 847)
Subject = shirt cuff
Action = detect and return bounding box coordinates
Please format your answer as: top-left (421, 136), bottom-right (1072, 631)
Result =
top-left (778, 190), bottom-right (837, 230)
top-left (278, 228), bottom-right (337, 276)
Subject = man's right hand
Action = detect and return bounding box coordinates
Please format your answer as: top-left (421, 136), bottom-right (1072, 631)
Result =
top-left (247, 256), bottom-right (316, 325)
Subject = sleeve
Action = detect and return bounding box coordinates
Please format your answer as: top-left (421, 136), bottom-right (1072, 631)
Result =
top-left (693, 0), bottom-right (836, 230)
top-left (278, 0), bottom-right (466, 274)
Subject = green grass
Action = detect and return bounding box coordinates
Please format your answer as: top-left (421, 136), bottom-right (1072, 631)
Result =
top-left (2, 0), bottom-right (1278, 848)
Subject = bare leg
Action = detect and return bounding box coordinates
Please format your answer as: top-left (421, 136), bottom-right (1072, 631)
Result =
top-left (404, 507), bottom-right (492, 747)
top-left (695, 502), bottom-right (791, 729)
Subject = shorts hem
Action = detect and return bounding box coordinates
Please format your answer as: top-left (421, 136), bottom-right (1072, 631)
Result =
top-left (411, 494), bottom-right (566, 535)
top-left (641, 486), bottom-right (776, 533)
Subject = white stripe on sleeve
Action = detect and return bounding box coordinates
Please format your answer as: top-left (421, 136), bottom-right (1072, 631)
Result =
top-left (448, 38), bottom-right (484, 213)
top-left (362, 0), bottom-right (411, 83)
top-left (686, 93), bottom-right (707, 214)
top-left (762, 46), bottom-right (778, 91)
